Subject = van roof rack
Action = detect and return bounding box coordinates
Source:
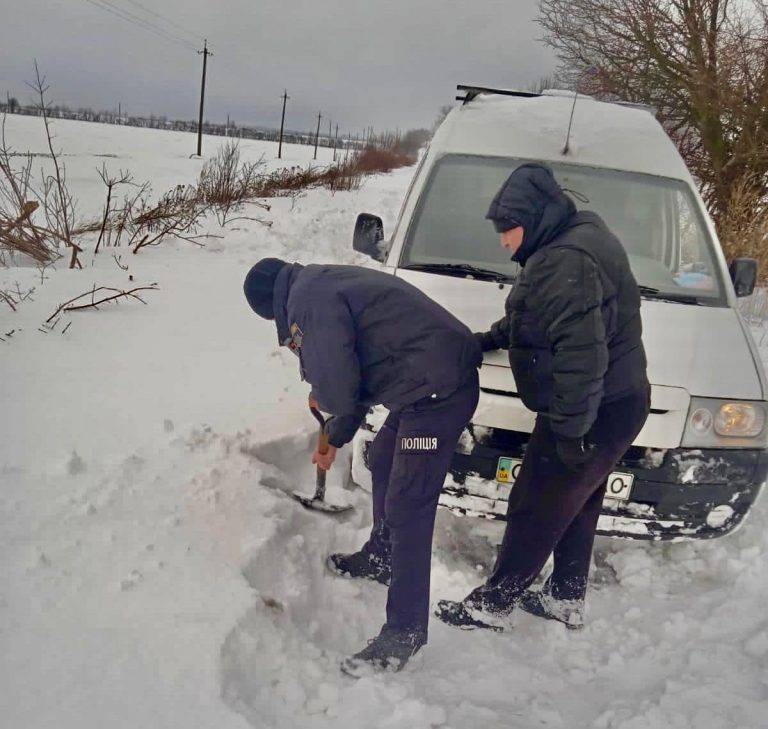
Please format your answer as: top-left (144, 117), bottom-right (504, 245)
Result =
top-left (456, 83), bottom-right (657, 116)
top-left (456, 84), bottom-right (540, 104)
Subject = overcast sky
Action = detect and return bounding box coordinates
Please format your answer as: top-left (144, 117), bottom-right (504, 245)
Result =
top-left (1, 0), bottom-right (556, 135)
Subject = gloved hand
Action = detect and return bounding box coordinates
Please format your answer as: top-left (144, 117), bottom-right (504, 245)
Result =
top-left (474, 331), bottom-right (498, 352)
top-left (555, 437), bottom-right (594, 470)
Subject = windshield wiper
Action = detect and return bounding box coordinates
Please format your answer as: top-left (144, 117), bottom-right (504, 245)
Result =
top-left (399, 262), bottom-right (515, 283)
top-left (638, 284), bottom-right (701, 305)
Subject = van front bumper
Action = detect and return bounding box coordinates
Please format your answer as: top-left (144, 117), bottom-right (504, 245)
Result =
top-left (442, 426), bottom-right (767, 540)
top-left (352, 418), bottom-right (767, 540)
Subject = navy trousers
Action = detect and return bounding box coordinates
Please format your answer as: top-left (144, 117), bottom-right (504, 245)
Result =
top-left (367, 371), bottom-right (479, 634)
top-left (484, 386), bottom-right (650, 605)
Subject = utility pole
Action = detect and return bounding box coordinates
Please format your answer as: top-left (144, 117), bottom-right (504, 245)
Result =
top-left (196, 39), bottom-right (213, 157)
top-left (333, 123), bottom-right (339, 162)
top-left (313, 111), bottom-right (322, 160)
top-left (278, 89), bottom-right (289, 159)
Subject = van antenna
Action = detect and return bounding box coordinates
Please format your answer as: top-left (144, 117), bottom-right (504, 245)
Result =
top-left (562, 92), bottom-right (579, 155)
top-left (562, 67), bottom-right (598, 156)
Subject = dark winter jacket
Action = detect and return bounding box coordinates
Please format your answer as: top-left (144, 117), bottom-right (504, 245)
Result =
top-left (478, 164), bottom-right (648, 440)
top-left (273, 263), bottom-right (482, 447)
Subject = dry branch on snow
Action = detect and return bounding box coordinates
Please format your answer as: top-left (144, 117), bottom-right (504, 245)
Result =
top-left (46, 283), bottom-right (159, 322)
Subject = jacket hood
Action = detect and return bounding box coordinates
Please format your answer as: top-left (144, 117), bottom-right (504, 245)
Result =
top-left (272, 262), bottom-right (304, 345)
top-left (486, 163), bottom-right (576, 266)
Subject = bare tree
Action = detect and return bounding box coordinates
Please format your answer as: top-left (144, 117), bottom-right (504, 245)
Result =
top-left (538, 0), bottom-right (768, 261)
top-left (27, 61), bottom-right (81, 268)
top-left (525, 74), bottom-right (571, 93)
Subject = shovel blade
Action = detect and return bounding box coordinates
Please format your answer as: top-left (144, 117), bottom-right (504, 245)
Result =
top-left (292, 491), bottom-right (353, 514)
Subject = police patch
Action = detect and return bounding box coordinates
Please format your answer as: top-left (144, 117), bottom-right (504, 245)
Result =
top-left (289, 322), bottom-right (303, 348)
top-left (399, 436), bottom-right (439, 453)
top-left (283, 323), bottom-right (304, 356)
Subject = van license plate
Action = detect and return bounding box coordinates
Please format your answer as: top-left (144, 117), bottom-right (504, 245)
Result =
top-left (495, 457), bottom-right (635, 502)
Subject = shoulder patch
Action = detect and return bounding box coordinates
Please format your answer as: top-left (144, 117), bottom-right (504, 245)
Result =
top-left (284, 322), bottom-right (303, 351)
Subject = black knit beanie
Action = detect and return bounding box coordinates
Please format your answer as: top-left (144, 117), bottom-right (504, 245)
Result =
top-left (243, 258), bottom-right (287, 319)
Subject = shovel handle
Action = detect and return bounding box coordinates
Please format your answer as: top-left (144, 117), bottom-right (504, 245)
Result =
top-left (315, 412), bottom-right (329, 499)
top-left (317, 428), bottom-right (330, 455)
top-left (309, 404), bottom-right (330, 454)
top-left (310, 403), bottom-right (329, 500)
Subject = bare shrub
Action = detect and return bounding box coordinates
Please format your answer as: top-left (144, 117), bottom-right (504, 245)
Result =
top-left (0, 63), bottom-right (97, 270)
top-left (0, 116), bottom-right (57, 266)
top-left (196, 141), bottom-right (270, 225)
top-left (0, 289), bottom-right (16, 311)
top-left (320, 162), bottom-right (362, 192)
top-left (1, 282), bottom-right (35, 312)
top-left (95, 164), bottom-right (133, 254)
top-left (244, 146), bottom-right (415, 202)
top-left (128, 184), bottom-right (208, 254)
top-left (351, 147), bottom-right (415, 175)
top-left (110, 181), bottom-right (151, 249)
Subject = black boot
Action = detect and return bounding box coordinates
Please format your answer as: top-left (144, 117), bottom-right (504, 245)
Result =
top-left (340, 625), bottom-right (426, 677)
top-left (327, 525), bottom-right (391, 585)
top-left (519, 589), bottom-right (585, 630)
top-left (433, 600), bottom-right (504, 632)
top-left (434, 582), bottom-right (516, 632)
top-left (326, 548), bottom-right (391, 585)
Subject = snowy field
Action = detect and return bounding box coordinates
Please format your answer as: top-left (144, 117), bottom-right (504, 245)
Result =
top-left (2, 115), bottom-right (768, 729)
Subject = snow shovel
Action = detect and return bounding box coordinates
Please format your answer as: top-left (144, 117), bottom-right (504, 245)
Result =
top-left (292, 405), bottom-right (353, 514)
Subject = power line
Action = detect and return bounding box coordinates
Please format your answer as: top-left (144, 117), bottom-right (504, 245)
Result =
top-left (92, 0), bottom-right (198, 49)
top-left (121, 0), bottom-right (202, 45)
top-left (83, 0), bottom-right (193, 50)
top-left (81, 0), bottom-right (198, 51)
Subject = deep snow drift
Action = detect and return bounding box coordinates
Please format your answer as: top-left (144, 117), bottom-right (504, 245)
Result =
top-left (2, 115), bottom-right (768, 729)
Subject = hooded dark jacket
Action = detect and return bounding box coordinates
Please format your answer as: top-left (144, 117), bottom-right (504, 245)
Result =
top-left (273, 263), bottom-right (482, 447)
top-left (478, 164), bottom-right (648, 440)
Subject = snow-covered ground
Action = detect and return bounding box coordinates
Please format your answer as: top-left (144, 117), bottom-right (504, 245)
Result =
top-left (2, 115), bottom-right (768, 729)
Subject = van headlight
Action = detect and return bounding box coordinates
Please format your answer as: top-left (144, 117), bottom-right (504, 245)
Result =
top-left (683, 398), bottom-right (767, 448)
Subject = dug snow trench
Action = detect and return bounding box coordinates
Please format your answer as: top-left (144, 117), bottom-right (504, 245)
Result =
top-left (219, 423), bottom-right (768, 729)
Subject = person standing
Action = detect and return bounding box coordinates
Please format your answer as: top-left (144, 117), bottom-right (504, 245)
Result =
top-left (243, 260), bottom-right (481, 672)
top-left (436, 163), bottom-right (649, 631)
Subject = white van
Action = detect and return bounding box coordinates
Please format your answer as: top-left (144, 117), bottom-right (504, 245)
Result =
top-left (350, 85), bottom-right (767, 540)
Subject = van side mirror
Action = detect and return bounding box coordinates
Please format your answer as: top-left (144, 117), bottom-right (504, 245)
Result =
top-left (353, 213), bottom-right (386, 262)
top-left (729, 258), bottom-right (758, 297)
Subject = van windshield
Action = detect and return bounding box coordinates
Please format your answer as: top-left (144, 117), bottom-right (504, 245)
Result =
top-left (399, 155), bottom-right (725, 304)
